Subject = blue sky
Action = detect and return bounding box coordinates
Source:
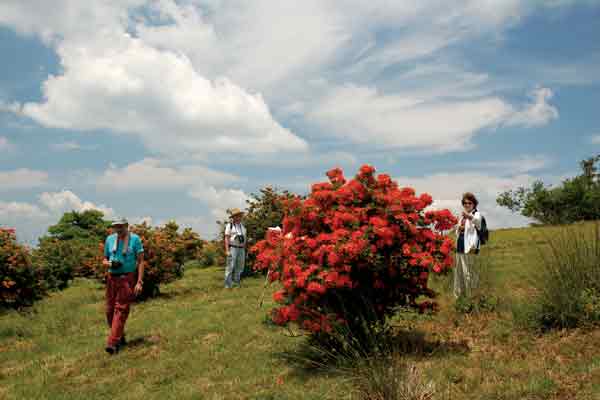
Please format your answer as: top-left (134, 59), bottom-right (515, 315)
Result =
top-left (0, 0), bottom-right (599, 243)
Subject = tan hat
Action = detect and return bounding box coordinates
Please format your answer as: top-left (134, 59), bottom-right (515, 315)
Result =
top-left (229, 208), bottom-right (245, 217)
top-left (111, 217), bottom-right (129, 226)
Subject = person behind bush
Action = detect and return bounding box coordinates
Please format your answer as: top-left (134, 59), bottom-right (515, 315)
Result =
top-left (102, 217), bottom-right (144, 354)
top-left (224, 208), bottom-right (247, 288)
top-left (454, 193), bottom-right (482, 298)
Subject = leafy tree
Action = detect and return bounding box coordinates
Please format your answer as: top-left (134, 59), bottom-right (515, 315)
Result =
top-left (47, 210), bottom-right (110, 242)
top-left (31, 210), bottom-right (111, 285)
top-left (497, 155), bottom-right (600, 225)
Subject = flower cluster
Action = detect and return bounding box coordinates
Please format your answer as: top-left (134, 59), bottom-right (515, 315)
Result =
top-left (252, 165), bottom-right (457, 335)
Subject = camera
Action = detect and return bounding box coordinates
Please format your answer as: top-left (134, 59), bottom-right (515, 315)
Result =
top-left (110, 260), bottom-right (123, 269)
top-left (237, 234), bottom-right (245, 244)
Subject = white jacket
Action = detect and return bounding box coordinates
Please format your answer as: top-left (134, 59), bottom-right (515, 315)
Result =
top-left (456, 210), bottom-right (482, 254)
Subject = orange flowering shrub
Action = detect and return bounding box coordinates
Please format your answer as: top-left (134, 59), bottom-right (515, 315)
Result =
top-left (1, 228), bottom-right (46, 309)
top-left (252, 165), bottom-right (457, 346)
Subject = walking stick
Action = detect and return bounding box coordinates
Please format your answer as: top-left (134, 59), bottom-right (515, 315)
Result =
top-left (257, 269), bottom-right (271, 309)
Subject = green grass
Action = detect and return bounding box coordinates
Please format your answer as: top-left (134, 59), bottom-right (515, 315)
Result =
top-left (2, 224), bottom-right (600, 399)
top-left (0, 269), bottom-right (352, 400)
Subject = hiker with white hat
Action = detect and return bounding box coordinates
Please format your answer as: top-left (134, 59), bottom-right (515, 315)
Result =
top-left (101, 217), bottom-right (144, 354)
top-left (224, 208), bottom-right (247, 288)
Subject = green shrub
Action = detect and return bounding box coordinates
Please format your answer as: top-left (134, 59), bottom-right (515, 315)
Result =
top-left (515, 223), bottom-right (600, 330)
top-left (32, 237), bottom-right (104, 291)
top-left (0, 229), bottom-right (46, 309)
top-left (454, 293), bottom-right (499, 314)
top-left (197, 241), bottom-right (220, 267)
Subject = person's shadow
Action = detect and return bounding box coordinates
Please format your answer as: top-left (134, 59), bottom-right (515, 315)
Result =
top-left (121, 335), bottom-right (159, 349)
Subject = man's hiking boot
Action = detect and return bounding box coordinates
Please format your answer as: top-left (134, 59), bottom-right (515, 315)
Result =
top-left (119, 336), bottom-right (127, 347)
top-left (105, 345), bottom-right (119, 355)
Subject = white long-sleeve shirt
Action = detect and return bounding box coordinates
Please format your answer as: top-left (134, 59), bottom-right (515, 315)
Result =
top-left (456, 210), bottom-right (482, 254)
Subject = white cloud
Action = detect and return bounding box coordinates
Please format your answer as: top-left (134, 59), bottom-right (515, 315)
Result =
top-left (0, 101), bottom-right (21, 114)
top-left (591, 134), bottom-right (600, 145)
top-left (0, 0), bottom-right (145, 44)
top-left (97, 158), bottom-right (249, 235)
top-left (189, 186), bottom-right (248, 220)
top-left (395, 172), bottom-right (538, 229)
top-left (1, 1), bottom-right (308, 158)
top-left (306, 84), bottom-right (559, 151)
top-left (96, 158), bottom-right (240, 192)
top-left (306, 84), bottom-right (513, 151)
top-left (506, 87), bottom-right (559, 127)
top-left (469, 155), bottom-right (553, 174)
top-left (0, 190), bottom-right (115, 244)
top-left (0, 201), bottom-right (48, 218)
top-left (0, 0), bottom-right (569, 158)
top-left (19, 34), bottom-right (307, 157)
top-left (50, 141), bottom-right (92, 152)
top-left (0, 169), bottom-right (48, 190)
top-left (39, 190), bottom-right (115, 218)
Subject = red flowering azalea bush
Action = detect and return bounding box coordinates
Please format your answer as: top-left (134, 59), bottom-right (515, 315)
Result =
top-left (252, 165), bottom-right (457, 349)
top-left (1, 228), bottom-right (46, 309)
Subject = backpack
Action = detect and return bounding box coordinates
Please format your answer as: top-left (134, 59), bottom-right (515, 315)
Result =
top-left (477, 214), bottom-right (489, 245)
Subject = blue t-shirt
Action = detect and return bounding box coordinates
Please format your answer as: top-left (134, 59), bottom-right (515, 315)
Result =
top-left (104, 233), bottom-right (144, 273)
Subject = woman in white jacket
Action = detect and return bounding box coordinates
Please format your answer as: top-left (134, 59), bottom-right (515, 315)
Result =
top-left (454, 192), bottom-right (482, 298)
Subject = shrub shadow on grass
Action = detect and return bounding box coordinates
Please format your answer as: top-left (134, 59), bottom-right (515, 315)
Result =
top-left (275, 328), bottom-right (470, 381)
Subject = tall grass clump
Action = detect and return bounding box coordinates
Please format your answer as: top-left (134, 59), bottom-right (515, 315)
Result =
top-left (515, 223), bottom-right (600, 330)
top-left (353, 357), bottom-right (436, 400)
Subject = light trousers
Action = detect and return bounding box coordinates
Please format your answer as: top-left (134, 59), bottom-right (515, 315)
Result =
top-left (225, 246), bottom-right (245, 288)
top-left (453, 253), bottom-right (479, 298)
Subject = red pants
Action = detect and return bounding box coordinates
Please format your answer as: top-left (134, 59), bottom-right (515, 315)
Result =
top-left (105, 273), bottom-right (136, 347)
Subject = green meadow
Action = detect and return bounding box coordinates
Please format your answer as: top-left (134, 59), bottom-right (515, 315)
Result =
top-left (1, 225), bottom-right (599, 400)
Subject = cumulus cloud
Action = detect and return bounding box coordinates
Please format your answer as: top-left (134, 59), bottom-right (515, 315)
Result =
top-left (96, 158), bottom-right (240, 191)
top-left (0, 201), bottom-right (48, 219)
top-left (0, 190), bottom-right (115, 244)
top-left (1, 1), bottom-right (308, 158)
top-left (97, 158), bottom-right (249, 234)
top-left (38, 190), bottom-right (115, 217)
top-left (20, 34), bottom-right (307, 156)
top-left (189, 186), bottom-right (248, 220)
top-left (0, 168), bottom-right (48, 190)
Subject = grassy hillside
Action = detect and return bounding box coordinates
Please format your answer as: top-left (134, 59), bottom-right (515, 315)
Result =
top-left (1, 225), bottom-right (599, 399)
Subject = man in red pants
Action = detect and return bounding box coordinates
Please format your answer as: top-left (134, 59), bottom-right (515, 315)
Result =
top-left (102, 217), bottom-right (144, 354)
